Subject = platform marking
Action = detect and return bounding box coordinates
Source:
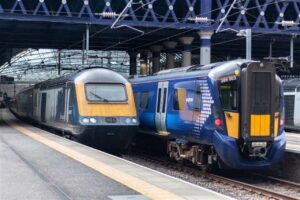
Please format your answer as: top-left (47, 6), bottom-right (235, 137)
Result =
top-left (0, 137), bottom-right (72, 200)
top-left (3, 114), bottom-right (185, 200)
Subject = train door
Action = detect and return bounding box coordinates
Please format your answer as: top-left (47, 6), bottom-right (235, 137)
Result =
top-left (294, 87), bottom-right (300, 126)
top-left (155, 81), bottom-right (169, 135)
top-left (41, 93), bottom-right (47, 122)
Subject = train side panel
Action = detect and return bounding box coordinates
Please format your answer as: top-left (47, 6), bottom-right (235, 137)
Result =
top-left (133, 82), bottom-right (157, 131)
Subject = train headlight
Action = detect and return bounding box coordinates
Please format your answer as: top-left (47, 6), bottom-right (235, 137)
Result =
top-left (132, 118), bottom-right (137, 123)
top-left (251, 142), bottom-right (267, 148)
top-left (125, 118), bottom-right (131, 124)
top-left (82, 118), bottom-right (90, 123)
top-left (90, 118), bottom-right (97, 123)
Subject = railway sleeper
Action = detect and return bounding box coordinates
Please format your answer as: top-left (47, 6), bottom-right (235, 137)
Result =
top-left (167, 141), bottom-right (217, 169)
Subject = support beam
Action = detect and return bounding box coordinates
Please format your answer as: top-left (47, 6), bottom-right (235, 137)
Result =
top-left (269, 41), bottom-right (273, 58)
top-left (140, 51), bottom-right (148, 75)
top-left (290, 35), bottom-right (295, 68)
top-left (58, 50), bottom-right (61, 75)
top-left (245, 29), bottom-right (252, 60)
top-left (107, 51), bottom-right (112, 68)
top-left (128, 51), bottom-right (137, 75)
top-left (150, 45), bottom-right (163, 74)
top-left (86, 24), bottom-right (90, 65)
top-left (82, 31), bottom-right (85, 65)
top-left (164, 41), bottom-right (177, 69)
top-left (198, 31), bottom-right (213, 65)
top-left (179, 37), bottom-right (194, 67)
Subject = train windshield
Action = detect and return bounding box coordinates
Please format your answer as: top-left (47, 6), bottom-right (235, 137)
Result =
top-left (85, 83), bottom-right (127, 102)
top-left (219, 81), bottom-right (238, 111)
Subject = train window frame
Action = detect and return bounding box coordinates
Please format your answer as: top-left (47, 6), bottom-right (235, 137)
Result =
top-left (193, 87), bottom-right (201, 111)
top-left (173, 90), bottom-right (180, 111)
top-left (157, 88), bottom-right (162, 113)
top-left (185, 88), bottom-right (201, 111)
top-left (140, 92), bottom-right (150, 110)
top-left (84, 83), bottom-right (128, 103)
top-left (219, 80), bottom-right (238, 111)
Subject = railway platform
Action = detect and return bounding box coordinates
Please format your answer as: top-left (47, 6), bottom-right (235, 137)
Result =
top-left (0, 109), bottom-right (231, 200)
top-left (286, 132), bottom-right (300, 154)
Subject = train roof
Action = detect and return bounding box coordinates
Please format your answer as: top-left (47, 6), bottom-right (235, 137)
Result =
top-left (130, 59), bottom-right (252, 83)
top-left (283, 78), bottom-right (300, 92)
top-left (35, 67), bottom-right (128, 89)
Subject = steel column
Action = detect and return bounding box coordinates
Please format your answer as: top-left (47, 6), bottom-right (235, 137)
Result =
top-left (290, 35), bottom-right (295, 68)
top-left (85, 24), bottom-right (90, 65)
top-left (58, 50), bottom-right (61, 75)
top-left (164, 41), bottom-right (177, 69)
top-left (150, 45), bottom-right (163, 74)
top-left (128, 51), bottom-right (137, 75)
top-left (179, 37), bottom-right (194, 67)
top-left (140, 51), bottom-right (148, 75)
top-left (198, 31), bottom-right (213, 65)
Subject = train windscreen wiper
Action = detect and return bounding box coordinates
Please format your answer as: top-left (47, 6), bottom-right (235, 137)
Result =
top-left (89, 92), bottom-right (109, 102)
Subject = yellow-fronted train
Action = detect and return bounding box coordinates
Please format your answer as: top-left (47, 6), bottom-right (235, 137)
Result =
top-left (131, 60), bottom-right (286, 169)
top-left (9, 67), bottom-right (139, 151)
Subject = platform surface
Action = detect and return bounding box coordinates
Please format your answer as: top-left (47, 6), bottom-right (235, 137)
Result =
top-left (286, 132), bottom-right (300, 154)
top-left (0, 109), bottom-right (231, 200)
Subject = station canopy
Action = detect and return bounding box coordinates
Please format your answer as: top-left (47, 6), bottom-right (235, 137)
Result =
top-left (0, 49), bottom-right (131, 82)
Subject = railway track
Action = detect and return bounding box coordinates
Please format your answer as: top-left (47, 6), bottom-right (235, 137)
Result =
top-left (126, 153), bottom-right (300, 200)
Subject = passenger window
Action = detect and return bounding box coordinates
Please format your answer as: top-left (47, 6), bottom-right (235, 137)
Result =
top-left (173, 89), bottom-right (186, 111)
top-left (220, 81), bottom-right (237, 110)
top-left (140, 92), bottom-right (149, 109)
top-left (157, 89), bottom-right (161, 112)
top-left (193, 87), bottom-right (201, 111)
top-left (173, 90), bottom-right (179, 110)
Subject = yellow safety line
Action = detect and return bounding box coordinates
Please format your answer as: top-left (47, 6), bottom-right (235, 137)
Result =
top-left (2, 113), bottom-right (184, 200)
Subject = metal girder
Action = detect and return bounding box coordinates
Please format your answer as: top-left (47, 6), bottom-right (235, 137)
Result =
top-left (0, 0), bottom-right (300, 33)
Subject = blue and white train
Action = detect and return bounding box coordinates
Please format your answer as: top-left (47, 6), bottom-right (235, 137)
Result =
top-left (283, 78), bottom-right (300, 132)
top-left (131, 60), bottom-right (286, 169)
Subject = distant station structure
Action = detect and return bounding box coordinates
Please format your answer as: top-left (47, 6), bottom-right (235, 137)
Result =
top-left (0, 0), bottom-right (300, 78)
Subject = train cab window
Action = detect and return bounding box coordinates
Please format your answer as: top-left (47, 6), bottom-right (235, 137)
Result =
top-left (140, 92), bottom-right (149, 109)
top-left (219, 81), bottom-right (238, 110)
top-left (85, 83), bottom-right (127, 102)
